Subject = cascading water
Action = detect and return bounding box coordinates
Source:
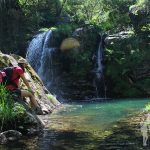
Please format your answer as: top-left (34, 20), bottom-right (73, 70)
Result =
top-left (26, 30), bottom-right (55, 90)
top-left (26, 32), bottom-right (46, 71)
top-left (94, 33), bottom-right (106, 98)
top-left (96, 34), bottom-right (104, 80)
top-left (26, 29), bottom-right (107, 100)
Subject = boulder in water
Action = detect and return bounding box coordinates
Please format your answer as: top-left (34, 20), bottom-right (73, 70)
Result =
top-left (0, 130), bottom-right (22, 145)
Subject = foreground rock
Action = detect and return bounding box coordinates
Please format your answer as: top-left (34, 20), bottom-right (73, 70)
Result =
top-left (0, 130), bottom-right (22, 145)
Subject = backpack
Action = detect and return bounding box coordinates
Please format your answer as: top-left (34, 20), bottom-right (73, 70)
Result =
top-left (0, 67), bottom-right (19, 88)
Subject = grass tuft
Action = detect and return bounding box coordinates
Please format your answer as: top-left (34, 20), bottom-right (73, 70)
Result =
top-left (0, 84), bottom-right (25, 131)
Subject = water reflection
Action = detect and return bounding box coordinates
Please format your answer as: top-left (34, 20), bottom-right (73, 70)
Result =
top-left (0, 99), bottom-right (149, 150)
top-left (38, 129), bottom-right (102, 150)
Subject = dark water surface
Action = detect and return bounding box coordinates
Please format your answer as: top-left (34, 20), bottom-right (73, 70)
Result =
top-left (0, 99), bottom-right (149, 150)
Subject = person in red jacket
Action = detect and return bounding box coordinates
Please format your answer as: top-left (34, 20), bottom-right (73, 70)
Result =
top-left (6, 59), bottom-right (43, 115)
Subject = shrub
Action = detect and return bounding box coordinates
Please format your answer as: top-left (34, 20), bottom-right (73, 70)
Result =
top-left (0, 84), bottom-right (25, 131)
top-left (145, 103), bottom-right (150, 112)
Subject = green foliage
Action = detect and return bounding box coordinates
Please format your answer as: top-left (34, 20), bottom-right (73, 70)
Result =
top-left (0, 0), bottom-right (64, 54)
top-left (0, 84), bottom-right (15, 130)
top-left (39, 24), bottom-right (76, 48)
top-left (129, 0), bottom-right (150, 33)
top-left (55, 24), bottom-right (76, 35)
top-left (111, 78), bottom-right (136, 97)
top-left (19, 0), bottom-right (62, 29)
top-left (62, 0), bottom-right (134, 30)
top-left (0, 0), bottom-right (149, 98)
top-left (39, 24), bottom-right (74, 35)
top-left (0, 0), bottom-right (26, 54)
top-left (100, 0), bottom-right (134, 30)
top-left (130, 0), bottom-right (149, 15)
top-left (70, 51), bottom-right (93, 78)
top-left (0, 0), bottom-right (139, 54)
top-left (141, 24), bottom-right (150, 32)
top-left (145, 103), bottom-right (150, 111)
top-left (39, 28), bottom-right (49, 32)
top-left (0, 84), bottom-right (25, 131)
top-left (13, 102), bottom-right (26, 117)
top-left (47, 94), bottom-right (61, 106)
top-left (105, 32), bottom-right (150, 97)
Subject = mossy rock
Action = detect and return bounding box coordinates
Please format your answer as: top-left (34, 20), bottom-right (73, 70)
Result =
top-left (0, 52), bottom-right (61, 131)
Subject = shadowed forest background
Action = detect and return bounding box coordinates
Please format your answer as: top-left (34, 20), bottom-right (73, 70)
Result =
top-left (0, 0), bottom-right (150, 99)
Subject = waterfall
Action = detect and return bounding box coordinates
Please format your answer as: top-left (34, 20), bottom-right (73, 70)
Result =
top-left (26, 32), bottom-right (46, 71)
top-left (26, 30), bottom-right (55, 90)
top-left (26, 30), bottom-right (107, 100)
top-left (94, 33), bottom-right (106, 98)
top-left (96, 35), bottom-right (104, 79)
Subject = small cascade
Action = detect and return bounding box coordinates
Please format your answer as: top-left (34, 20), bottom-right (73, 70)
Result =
top-left (26, 30), bottom-right (55, 90)
top-left (96, 35), bottom-right (104, 80)
top-left (94, 33), bottom-right (106, 98)
top-left (26, 32), bottom-right (47, 71)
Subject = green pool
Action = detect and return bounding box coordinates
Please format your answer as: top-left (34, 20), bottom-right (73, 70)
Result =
top-left (0, 99), bottom-right (149, 150)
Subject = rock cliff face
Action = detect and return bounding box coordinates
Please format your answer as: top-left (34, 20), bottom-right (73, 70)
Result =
top-left (0, 51), bottom-right (60, 133)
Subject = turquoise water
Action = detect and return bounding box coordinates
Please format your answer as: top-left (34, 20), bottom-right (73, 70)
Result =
top-left (0, 99), bottom-right (149, 150)
top-left (49, 99), bottom-right (149, 132)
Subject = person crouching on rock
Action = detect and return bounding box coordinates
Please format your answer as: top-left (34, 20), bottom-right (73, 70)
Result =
top-left (6, 58), bottom-right (43, 115)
